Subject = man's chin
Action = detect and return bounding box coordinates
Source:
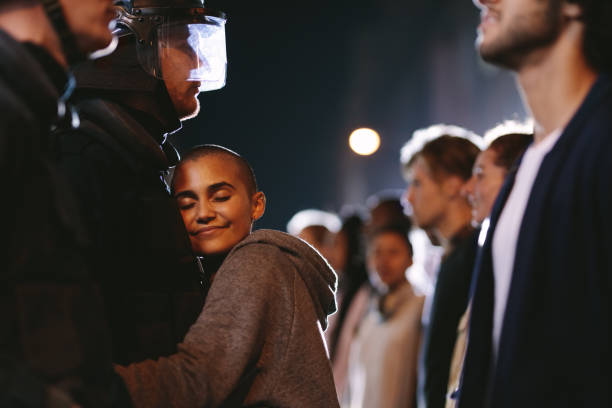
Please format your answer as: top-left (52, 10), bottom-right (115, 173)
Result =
top-left (413, 218), bottom-right (433, 232)
top-left (78, 31), bottom-right (114, 55)
top-left (478, 41), bottom-right (498, 63)
top-left (179, 99), bottom-right (201, 121)
top-left (479, 41), bottom-right (511, 68)
top-left (480, 50), bottom-right (521, 70)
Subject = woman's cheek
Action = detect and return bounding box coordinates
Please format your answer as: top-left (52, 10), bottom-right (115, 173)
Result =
top-left (181, 209), bottom-right (195, 229)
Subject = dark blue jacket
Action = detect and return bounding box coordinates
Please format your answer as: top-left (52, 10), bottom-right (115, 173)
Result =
top-left (458, 75), bottom-right (612, 408)
top-left (419, 227), bottom-right (479, 408)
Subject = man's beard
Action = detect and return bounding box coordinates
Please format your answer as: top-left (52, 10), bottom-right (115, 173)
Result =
top-left (478, 0), bottom-right (562, 70)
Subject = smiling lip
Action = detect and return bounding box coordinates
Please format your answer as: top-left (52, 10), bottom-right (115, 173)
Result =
top-left (192, 225), bottom-right (227, 237)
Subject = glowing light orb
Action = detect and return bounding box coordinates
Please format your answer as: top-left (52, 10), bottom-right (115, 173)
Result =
top-left (349, 128), bottom-right (380, 156)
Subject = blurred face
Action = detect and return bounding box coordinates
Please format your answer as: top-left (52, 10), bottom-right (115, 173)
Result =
top-left (330, 230), bottom-right (348, 273)
top-left (405, 156), bottom-right (448, 231)
top-left (173, 155), bottom-right (265, 256)
top-left (474, 0), bottom-right (562, 69)
top-left (367, 231), bottom-right (413, 291)
top-left (465, 149), bottom-right (507, 224)
top-left (161, 28), bottom-right (203, 120)
top-left (60, 0), bottom-right (115, 53)
top-left (297, 226), bottom-right (336, 263)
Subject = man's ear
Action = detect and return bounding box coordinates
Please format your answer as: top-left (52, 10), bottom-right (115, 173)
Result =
top-left (251, 191), bottom-right (266, 221)
top-left (441, 175), bottom-right (464, 198)
top-left (562, 1), bottom-right (583, 20)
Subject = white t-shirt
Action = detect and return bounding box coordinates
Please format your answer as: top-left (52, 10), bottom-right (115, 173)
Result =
top-left (491, 129), bottom-right (562, 358)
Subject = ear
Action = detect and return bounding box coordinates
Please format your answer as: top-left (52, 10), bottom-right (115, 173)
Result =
top-left (251, 191), bottom-right (266, 221)
top-left (441, 175), bottom-right (464, 198)
top-left (562, 1), bottom-right (583, 20)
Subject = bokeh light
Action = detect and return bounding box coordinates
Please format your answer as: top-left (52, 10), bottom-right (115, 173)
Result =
top-left (349, 128), bottom-right (381, 156)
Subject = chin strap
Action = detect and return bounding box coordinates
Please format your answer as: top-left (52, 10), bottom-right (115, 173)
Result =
top-left (39, 0), bottom-right (86, 66)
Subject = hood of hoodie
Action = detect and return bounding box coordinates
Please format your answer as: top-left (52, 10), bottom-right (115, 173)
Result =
top-left (229, 229), bottom-right (337, 330)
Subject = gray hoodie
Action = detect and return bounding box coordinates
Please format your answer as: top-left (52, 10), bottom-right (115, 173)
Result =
top-left (116, 229), bottom-right (340, 407)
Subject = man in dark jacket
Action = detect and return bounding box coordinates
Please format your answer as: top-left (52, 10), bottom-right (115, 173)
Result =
top-left (400, 127), bottom-right (482, 408)
top-left (459, 1), bottom-right (612, 407)
top-left (0, 0), bottom-right (132, 406)
top-left (55, 0), bottom-right (227, 365)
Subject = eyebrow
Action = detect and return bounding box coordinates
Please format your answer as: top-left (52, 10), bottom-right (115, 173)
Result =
top-left (174, 190), bottom-right (198, 200)
top-left (208, 181), bottom-right (235, 194)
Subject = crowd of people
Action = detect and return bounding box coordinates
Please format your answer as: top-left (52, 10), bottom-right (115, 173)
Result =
top-left (287, 121), bottom-right (532, 408)
top-left (2, 0), bottom-right (611, 407)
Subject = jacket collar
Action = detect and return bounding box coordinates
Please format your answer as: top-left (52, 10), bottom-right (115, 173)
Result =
top-left (483, 73), bottom-right (611, 261)
top-left (0, 30), bottom-right (63, 129)
top-left (77, 98), bottom-right (176, 171)
top-left (378, 280), bottom-right (415, 319)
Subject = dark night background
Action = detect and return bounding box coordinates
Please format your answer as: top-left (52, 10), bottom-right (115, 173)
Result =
top-left (169, 0), bottom-right (527, 231)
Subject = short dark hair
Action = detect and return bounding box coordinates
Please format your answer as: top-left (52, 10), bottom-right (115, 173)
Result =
top-left (407, 135), bottom-right (481, 182)
top-left (367, 224), bottom-right (413, 257)
top-left (366, 196), bottom-right (412, 233)
top-left (299, 225), bottom-right (333, 248)
top-left (570, 0), bottom-right (612, 74)
top-left (174, 144), bottom-right (258, 195)
top-left (487, 133), bottom-right (533, 171)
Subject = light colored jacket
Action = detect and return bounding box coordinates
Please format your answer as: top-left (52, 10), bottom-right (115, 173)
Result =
top-left (345, 281), bottom-right (424, 408)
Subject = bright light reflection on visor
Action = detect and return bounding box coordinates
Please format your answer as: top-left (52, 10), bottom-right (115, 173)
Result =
top-left (157, 20), bottom-right (227, 91)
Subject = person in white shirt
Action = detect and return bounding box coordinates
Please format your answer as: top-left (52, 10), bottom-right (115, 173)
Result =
top-left (458, 1), bottom-right (612, 407)
top-left (446, 125), bottom-right (532, 407)
top-left (345, 225), bottom-right (424, 408)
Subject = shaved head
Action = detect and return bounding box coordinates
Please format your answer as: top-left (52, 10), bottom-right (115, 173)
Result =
top-left (173, 144), bottom-right (258, 196)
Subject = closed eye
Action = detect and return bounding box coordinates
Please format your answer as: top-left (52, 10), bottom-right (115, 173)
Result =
top-left (213, 195), bottom-right (231, 202)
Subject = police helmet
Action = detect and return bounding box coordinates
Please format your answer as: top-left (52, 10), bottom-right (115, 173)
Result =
top-left (114, 0), bottom-right (227, 92)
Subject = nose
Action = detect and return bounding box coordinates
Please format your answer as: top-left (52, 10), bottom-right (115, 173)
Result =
top-left (188, 47), bottom-right (201, 66)
top-left (405, 185), bottom-right (415, 206)
top-left (400, 190), bottom-right (411, 216)
top-left (197, 53), bottom-right (206, 68)
top-left (463, 175), bottom-right (476, 199)
top-left (196, 201), bottom-right (216, 224)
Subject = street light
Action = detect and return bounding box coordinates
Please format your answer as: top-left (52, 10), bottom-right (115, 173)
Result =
top-left (349, 128), bottom-right (380, 156)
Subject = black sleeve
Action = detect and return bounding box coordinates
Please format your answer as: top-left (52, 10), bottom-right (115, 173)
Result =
top-left (1, 117), bottom-right (133, 406)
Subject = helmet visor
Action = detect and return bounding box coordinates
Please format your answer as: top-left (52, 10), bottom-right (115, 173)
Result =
top-left (157, 18), bottom-right (227, 91)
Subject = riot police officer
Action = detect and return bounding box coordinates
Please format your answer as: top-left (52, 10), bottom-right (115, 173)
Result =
top-left (55, 0), bottom-right (227, 366)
